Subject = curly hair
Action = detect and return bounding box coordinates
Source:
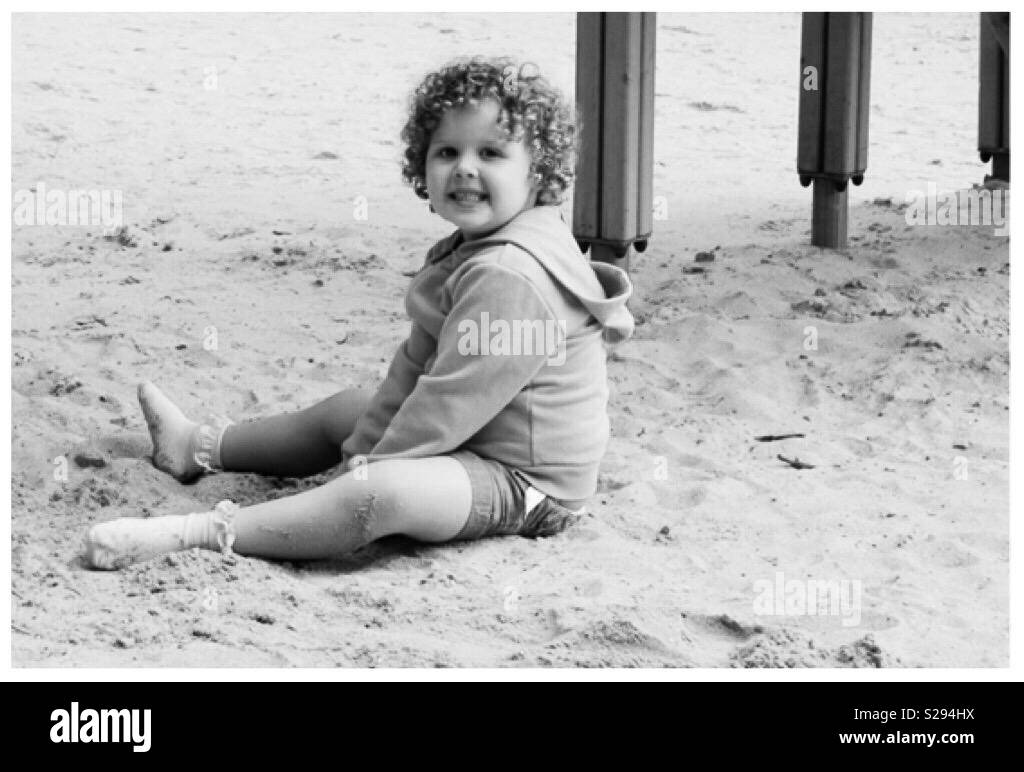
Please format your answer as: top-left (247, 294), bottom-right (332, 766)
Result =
top-left (401, 57), bottom-right (576, 206)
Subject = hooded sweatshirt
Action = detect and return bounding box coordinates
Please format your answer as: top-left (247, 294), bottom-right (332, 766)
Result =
top-left (341, 205), bottom-right (634, 501)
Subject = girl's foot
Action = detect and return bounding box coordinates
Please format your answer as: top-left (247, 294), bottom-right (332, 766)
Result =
top-left (138, 382), bottom-right (220, 482)
top-left (85, 516), bottom-right (190, 570)
top-left (85, 501), bottom-right (239, 570)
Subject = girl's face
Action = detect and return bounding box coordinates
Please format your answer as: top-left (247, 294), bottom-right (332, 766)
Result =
top-left (425, 99), bottom-right (540, 240)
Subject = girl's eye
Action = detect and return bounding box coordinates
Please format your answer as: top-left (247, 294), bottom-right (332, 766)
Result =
top-left (436, 147), bottom-right (456, 159)
top-left (481, 148), bottom-right (503, 159)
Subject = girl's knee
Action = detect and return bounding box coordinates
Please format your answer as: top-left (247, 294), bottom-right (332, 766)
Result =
top-left (347, 487), bottom-right (384, 543)
top-left (334, 467), bottom-right (412, 541)
top-left (340, 458), bottom-right (472, 542)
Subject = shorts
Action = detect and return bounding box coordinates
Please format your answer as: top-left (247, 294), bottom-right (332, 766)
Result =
top-left (449, 449), bottom-right (588, 541)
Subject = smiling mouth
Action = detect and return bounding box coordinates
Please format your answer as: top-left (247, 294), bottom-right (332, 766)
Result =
top-left (449, 191), bottom-right (487, 204)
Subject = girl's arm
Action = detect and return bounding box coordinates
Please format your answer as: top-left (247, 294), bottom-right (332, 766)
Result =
top-left (362, 261), bottom-right (560, 460)
top-left (340, 320), bottom-right (436, 460)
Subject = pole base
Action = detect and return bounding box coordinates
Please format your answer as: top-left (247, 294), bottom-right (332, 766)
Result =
top-left (991, 152), bottom-right (1010, 183)
top-left (811, 178), bottom-right (848, 248)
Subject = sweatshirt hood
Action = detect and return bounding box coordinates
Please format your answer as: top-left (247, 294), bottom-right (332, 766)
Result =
top-left (446, 206), bottom-right (634, 344)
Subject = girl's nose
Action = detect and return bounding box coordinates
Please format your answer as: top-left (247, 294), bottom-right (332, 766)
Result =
top-left (454, 156), bottom-right (478, 178)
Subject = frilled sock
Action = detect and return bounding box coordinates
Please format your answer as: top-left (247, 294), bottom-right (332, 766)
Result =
top-left (85, 500), bottom-right (239, 570)
top-left (138, 381), bottom-right (231, 482)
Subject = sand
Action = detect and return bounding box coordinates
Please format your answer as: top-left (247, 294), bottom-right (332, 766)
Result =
top-left (11, 12), bottom-right (1008, 667)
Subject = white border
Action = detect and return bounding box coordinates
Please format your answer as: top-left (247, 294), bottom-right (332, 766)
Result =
top-left (3, 3), bottom-right (1013, 13)
top-left (5, 7), bottom-right (1020, 683)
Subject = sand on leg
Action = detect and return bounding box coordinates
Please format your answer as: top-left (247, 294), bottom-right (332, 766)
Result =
top-left (85, 456), bottom-right (473, 568)
top-left (229, 456), bottom-right (472, 557)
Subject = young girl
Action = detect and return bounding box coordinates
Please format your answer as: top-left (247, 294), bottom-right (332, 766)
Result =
top-left (85, 57), bottom-right (634, 570)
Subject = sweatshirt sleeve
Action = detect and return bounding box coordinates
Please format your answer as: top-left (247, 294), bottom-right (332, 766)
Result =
top-left (364, 260), bottom-right (560, 460)
top-left (340, 320), bottom-right (436, 459)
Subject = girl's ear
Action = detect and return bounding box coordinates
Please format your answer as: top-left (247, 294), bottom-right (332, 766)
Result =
top-left (531, 177), bottom-right (545, 206)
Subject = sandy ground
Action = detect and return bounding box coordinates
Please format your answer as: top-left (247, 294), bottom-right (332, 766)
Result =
top-left (11, 13), bottom-right (1008, 667)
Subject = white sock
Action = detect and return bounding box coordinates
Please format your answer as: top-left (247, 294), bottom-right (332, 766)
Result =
top-left (85, 501), bottom-right (239, 570)
top-left (138, 381), bottom-right (231, 482)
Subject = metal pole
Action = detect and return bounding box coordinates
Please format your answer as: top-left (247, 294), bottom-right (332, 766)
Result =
top-left (574, 12), bottom-right (656, 272)
top-left (979, 12), bottom-right (1010, 183)
top-left (798, 12), bottom-right (872, 249)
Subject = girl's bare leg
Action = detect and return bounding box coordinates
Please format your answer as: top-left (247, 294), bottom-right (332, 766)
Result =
top-left (219, 388), bottom-right (372, 477)
top-left (85, 457), bottom-right (474, 568)
top-left (230, 457), bottom-right (472, 558)
top-left (139, 382), bottom-right (371, 481)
